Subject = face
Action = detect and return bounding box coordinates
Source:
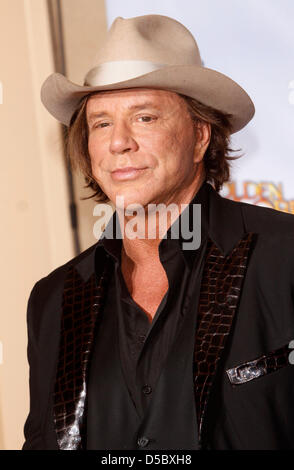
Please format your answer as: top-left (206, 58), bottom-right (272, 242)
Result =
top-left (86, 88), bottom-right (209, 209)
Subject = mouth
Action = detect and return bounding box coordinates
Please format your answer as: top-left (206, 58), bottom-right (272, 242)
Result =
top-left (111, 167), bottom-right (148, 181)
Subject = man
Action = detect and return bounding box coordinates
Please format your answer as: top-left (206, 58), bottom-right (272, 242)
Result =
top-left (23, 15), bottom-right (294, 450)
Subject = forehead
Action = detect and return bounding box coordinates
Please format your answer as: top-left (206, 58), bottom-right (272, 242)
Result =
top-left (86, 88), bottom-right (185, 113)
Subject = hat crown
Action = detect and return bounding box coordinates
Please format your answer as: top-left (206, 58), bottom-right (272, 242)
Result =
top-left (92, 15), bottom-right (202, 67)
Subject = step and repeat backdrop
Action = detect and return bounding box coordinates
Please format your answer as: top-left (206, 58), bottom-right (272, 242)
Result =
top-left (106, 0), bottom-right (294, 213)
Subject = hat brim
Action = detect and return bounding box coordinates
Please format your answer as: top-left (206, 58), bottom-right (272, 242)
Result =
top-left (41, 65), bottom-right (255, 133)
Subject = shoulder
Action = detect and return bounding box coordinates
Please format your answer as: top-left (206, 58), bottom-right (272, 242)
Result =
top-left (224, 196), bottom-right (294, 238)
top-left (217, 197), bottom-right (294, 293)
top-left (26, 242), bottom-right (100, 338)
top-left (30, 241), bottom-right (99, 300)
top-left (225, 198), bottom-right (294, 273)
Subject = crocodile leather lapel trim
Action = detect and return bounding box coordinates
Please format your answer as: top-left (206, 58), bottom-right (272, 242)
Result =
top-left (53, 257), bottom-right (112, 450)
top-left (193, 232), bottom-right (255, 443)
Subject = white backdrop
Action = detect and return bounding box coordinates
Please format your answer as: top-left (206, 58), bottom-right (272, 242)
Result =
top-left (105, 0), bottom-right (294, 213)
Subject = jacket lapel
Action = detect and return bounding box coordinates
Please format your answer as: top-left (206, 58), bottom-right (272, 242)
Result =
top-left (193, 185), bottom-right (257, 444)
top-left (53, 250), bottom-right (113, 450)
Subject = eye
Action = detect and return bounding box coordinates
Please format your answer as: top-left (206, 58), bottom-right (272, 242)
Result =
top-left (137, 115), bottom-right (157, 123)
top-left (93, 121), bottom-right (111, 129)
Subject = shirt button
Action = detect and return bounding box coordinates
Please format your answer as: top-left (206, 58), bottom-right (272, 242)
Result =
top-left (138, 335), bottom-right (146, 344)
top-left (142, 385), bottom-right (152, 395)
top-left (137, 436), bottom-right (149, 448)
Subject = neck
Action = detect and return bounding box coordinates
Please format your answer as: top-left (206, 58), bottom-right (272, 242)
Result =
top-left (117, 175), bottom-right (205, 267)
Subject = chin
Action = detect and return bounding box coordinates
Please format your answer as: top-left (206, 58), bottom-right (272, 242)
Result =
top-left (110, 190), bottom-right (152, 211)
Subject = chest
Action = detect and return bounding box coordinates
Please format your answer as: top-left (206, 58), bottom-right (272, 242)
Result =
top-left (121, 262), bottom-right (169, 320)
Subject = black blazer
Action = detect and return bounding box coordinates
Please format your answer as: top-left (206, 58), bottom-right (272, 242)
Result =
top-left (22, 183), bottom-right (294, 450)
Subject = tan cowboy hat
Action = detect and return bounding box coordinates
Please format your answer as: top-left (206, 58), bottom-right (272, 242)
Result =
top-left (41, 14), bottom-right (255, 133)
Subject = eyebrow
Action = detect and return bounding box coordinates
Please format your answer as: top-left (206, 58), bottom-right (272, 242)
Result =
top-left (128, 101), bottom-right (158, 111)
top-left (87, 101), bottom-right (159, 122)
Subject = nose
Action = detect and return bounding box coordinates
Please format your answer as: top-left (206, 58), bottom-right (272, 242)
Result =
top-left (109, 121), bottom-right (139, 155)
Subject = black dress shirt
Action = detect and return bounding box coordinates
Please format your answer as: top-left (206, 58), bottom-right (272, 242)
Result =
top-left (102, 227), bottom-right (194, 418)
top-left (86, 182), bottom-right (209, 448)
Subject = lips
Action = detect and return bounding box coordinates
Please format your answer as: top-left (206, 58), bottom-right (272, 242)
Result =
top-left (111, 167), bottom-right (148, 181)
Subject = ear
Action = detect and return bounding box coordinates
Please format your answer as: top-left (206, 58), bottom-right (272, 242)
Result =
top-left (193, 121), bottom-right (211, 163)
